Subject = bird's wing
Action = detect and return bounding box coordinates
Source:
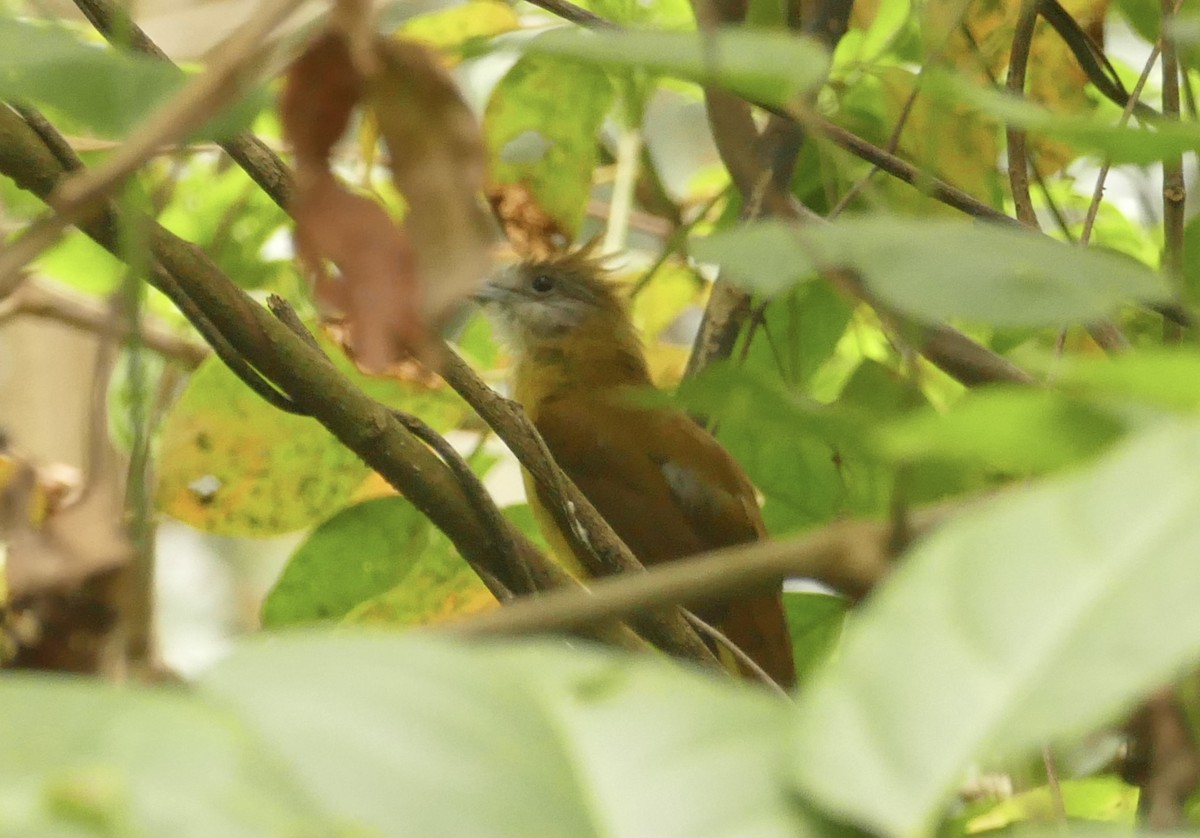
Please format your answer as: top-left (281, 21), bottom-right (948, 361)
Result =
top-left (533, 396), bottom-right (796, 688)
top-left (532, 397), bottom-right (709, 566)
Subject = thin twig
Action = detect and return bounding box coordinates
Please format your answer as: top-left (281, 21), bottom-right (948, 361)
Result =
top-left (1006, 0), bottom-right (1041, 229)
top-left (391, 410), bottom-right (522, 603)
top-left (1160, 0), bottom-right (1186, 339)
top-left (683, 610), bottom-right (790, 698)
top-left (0, 277), bottom-right (208, 368)
top-left (1042, 746), bottom-right (1068, 823)
top-left (445, 511), bottom-right (942, 639)
top-left (73, 0), bottom-right (294, 209)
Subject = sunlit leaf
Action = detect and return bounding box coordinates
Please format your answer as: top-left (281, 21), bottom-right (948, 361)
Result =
top-left (342, 526), bottom-right (497, 627)
top-left (883, 388), bottom-right (1128, 473)
top-left (691, 221), bottom-right (817, 296)
top-left (673, 363), bottom-right (872, 531)
top-left (403, 0), bottom-right (520, 56)
top-left (933, 72), bottom-right (1200, 165)
top-left (963, 775), bottom-right (1138, 831)
top-left (794, 418), bottom-right (1200, 835)
top-left (156, 357), bottom-right (368, 536)
top-left (783, 591), bottom-right (847, 682)
top-left (582, 0), bottom-right (695, 27)
top-left (485, 54), bottom-right (614, 235)
top-left (1028, 348), bottom-right (1200, 412)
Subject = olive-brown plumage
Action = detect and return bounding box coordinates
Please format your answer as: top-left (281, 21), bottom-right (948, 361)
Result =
top-left (479, 249), bottom-right (795, 688)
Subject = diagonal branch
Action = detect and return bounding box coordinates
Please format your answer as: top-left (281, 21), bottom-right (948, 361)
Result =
top-left (0, 105), bottom-right (559, 622)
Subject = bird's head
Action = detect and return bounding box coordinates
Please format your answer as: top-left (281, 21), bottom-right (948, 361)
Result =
top-left (475, 248), bottom-right (635, 354)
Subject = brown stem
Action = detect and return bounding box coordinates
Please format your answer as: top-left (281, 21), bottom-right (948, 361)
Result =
top-left (0, 103), bottom-right (589, 627)
top-left (1006, 0), bottom-right (1041, 229)
top-left (1161, 0), bottom-right (1186, 334)
top-left (0, 278), bottom-right (209, 366)
top-left (446, 510), bottom-right (945, 639)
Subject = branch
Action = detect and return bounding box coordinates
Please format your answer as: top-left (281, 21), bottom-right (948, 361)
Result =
top-left (0, 102), bottom-right (588, 626)
top-left (445, 511), bottom-right (934, 639)
top-left (1124, 687), bottom-right (1200, 829)
top-left (1005, 0), bottom-right (1040, 229)
top-left (0, 0), bottom-right (305, 284)
top-left (1161, 0), bottom-right (1186, 333)
top-left (0, 277), bottom-right (209, 367)
top-left (28, 7), bottom-right (722, 670)
top-left (524, 0), bottom-right (1032, 388)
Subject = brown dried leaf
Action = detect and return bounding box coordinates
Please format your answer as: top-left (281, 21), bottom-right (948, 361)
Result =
top-left (487, 183), bottom-right (571, 260)
top-left (279, 31), bottom-right (362, 167)
top-left (281, 30), bottom-right (493, 370)
top-left (294, 172), bottom-right (425, 368)
top-left (368, 37), bottom-right (494, 323)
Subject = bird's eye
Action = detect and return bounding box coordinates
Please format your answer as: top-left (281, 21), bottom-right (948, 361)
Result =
top-left (531, 273), bottom-right (555, 294)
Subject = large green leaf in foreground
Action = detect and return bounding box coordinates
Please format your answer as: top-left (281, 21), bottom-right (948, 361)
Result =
top-left (201, 635), bottom-right (807, 837)
top-left (793, 418), bottom-right (1200, 835)
top-left (695, 218), bottom-right (1170, 326)
top-left (2, 636), bottom-right (805, 837)
top-left (0, 678), bottom-right (326, 837)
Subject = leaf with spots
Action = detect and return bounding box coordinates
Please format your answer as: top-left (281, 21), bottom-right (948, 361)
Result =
top-left (485, 54), bottom-right (614, 236)
top-left (156, 357), bottom-right (368, 537)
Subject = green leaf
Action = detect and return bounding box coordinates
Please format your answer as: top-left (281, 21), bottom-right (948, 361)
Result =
top-left (672, 363), bottom-right (869, 530)
top-left (883, 388), bottom-right (1128, 473)
top-left (341, 524), bottom-right (497, 627)
top-left (783, 591), bottom-right (847, 681)
top-left (157, 160), bottom-right (290, 291)
top-left (520, 27), bottom-right (830, 109)
top-left (0, 17), bottom-right (262, 139)
top-left (202, 633), bottom-right (812, 838)
top-left (959, 775), bottom-right (1138, 831)
top-left (0, 676), bottom-right (327, 837)
top-left (485, 53), bottom-right (614, 234)
top-left (793, 418), bottom-right (1200, 835)
top-left (580, 0), bottom-right (695, 27)
top-left (698, 218), bottom-right (1170, 326)
top-left (156, 356), bottom-right (369, 536)
top-left (692, 222), bottom-right (818, 296)
top-left (1031, 348), bottom-right (1200, 412)
top-left (262, 496), bottom-right (432, 627)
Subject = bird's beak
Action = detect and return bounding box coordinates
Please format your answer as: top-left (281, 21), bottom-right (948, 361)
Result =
top-left (472, 282), bottom-right (508, 305)
top-left (473, 264), bottom-right (521, 305)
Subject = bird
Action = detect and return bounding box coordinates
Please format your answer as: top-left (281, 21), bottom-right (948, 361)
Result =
top-left (476, 247), bottom-right (796, 689)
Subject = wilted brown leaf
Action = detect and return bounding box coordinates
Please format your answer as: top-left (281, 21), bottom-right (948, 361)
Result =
top-left (487, 183), bottom-right (571, 260)
top-left (280, 28), bottom-right (493, 372)
top-left (369, 37), bottom-right (494, 324)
